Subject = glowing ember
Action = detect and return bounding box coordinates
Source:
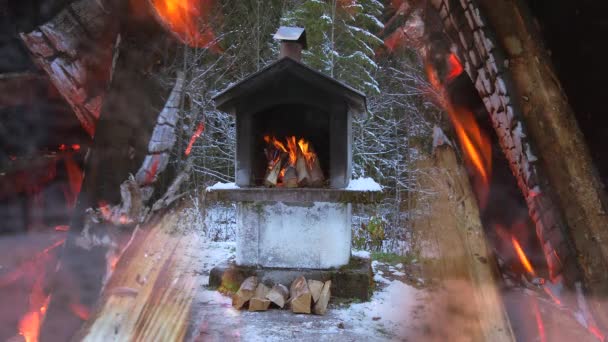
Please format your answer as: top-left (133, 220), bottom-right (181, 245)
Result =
top-left (69, 302), bottom-right (91, 321)
top-left (185, 122), bottom-right (205, 156)
top-left (54, 225), bottom-right (70, 232)
top-left (18, 274), bottom-right (51, 342)
top-left (446, 53), bottom-right (464, 82)
top-left (150, 0), bottom-right (218, 49)
top-left (144, 154), bottom-right (161, 184)
top-left (71, 144), bottom-right (81, 151)
top-left (63, 155), bottom-right (83, 208)
top-left (512, 236), bottom-right (536, 276)
top-left (532, 298), bottom-right (547, 342)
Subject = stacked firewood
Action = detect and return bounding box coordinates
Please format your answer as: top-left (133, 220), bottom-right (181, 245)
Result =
top-left (264, 136), bottom-right (324, 187)
top-left (232, 276), bottom-right (331, 315)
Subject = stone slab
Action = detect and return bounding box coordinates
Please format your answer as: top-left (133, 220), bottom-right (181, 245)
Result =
top-left (208, 256), bottom-right (373, 301)
top-left (205, 187), bottom-right (383, 204)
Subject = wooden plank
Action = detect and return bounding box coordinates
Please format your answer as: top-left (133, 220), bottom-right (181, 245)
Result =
top-left (77, 209), bottom-right (202, 341)
top-left (412, 140), bottom-right (515, 341)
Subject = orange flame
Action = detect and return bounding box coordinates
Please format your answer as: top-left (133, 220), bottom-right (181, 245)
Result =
top-left (150, 0), bottom-right (218, 49)
top-left (286, 136), bottom-right (298, 166)
top-left (425, 55), bottom-right (492, 208)
top-left (512, 236), bottom-right (536, 276)
top-left (18, 274), bottom-right (51, 342)
top-left (264, 135), bottom-right (320, 184)
top-left (446, 53), bottom-right (464, 82)
top-left (63, 155), bottom-right (83, 208)
top-left (185, 122), bottom-right (205, 156)
top-left (69, 302), bottom-right (91, 321)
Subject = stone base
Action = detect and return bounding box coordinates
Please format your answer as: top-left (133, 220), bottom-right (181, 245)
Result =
top-left (209, 256), bottom-right (373, 301)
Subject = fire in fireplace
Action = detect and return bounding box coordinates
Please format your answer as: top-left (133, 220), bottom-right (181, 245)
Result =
top-left (213, 26), bottom-right (366, 189)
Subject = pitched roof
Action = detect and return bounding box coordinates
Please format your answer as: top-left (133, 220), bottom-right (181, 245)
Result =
top-left (213, 57), bottom-right (367, 117)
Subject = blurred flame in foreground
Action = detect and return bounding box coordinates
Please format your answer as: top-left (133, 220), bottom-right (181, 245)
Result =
top-left (511, 236), bottom-right (536, 276)
top-left (185, 122), bottom-right (205, 156)
top-left (150, 0), bottom-right (219, 49)
top-left (425, 53), bottom-right (492, 209)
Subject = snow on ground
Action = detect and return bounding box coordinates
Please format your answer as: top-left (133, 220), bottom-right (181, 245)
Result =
top-left (190, 241), bottom-right (427, 341)
top-left (346, 177), bottom-right (382, 191)
top-left (351, 250), bottom-right (370, 259)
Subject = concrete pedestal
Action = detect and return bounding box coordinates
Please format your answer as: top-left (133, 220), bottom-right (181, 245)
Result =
top-left (236, 201), bottom-right (351, 269)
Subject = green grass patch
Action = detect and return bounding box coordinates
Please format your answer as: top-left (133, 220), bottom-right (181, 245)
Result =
top-left (371, 252), bottom-right (417, 265)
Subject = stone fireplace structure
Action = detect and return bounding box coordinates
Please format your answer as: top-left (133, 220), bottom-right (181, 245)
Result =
top-left (207, 27), bottom-right (380, 281)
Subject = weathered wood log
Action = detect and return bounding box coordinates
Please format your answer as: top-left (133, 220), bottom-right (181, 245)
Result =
top-left (266, 284), bottom-right (289, 309)
top-left (76, 203), bottom-right (203, 341)
top-left (313, 280), bottom-right (331, 315)
top-left (469, 0), bottom-right (608, 328)
top-left (289, 276), bottom-right (312, 314)
top-left (232, 276), bottom-right (258, 310)
top-left (19, 0), bottom-right (122, 137)
top-left (411, 129), bottom-right (515, 341)
top-left (249, 283), bottom-right (271, 311)
top-left (307, 279), bottom-right (324, 303)
top-left (284, 165), bottom-right (298, 188)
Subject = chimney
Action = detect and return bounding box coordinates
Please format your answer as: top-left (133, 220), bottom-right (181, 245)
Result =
top-left (273, 26), bottom-right (307, 61)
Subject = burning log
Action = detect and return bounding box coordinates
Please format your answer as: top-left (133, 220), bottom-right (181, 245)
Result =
top-left (307, 155), bottom-right (324, 187)
top-left (313, 280), bottom-right (331, 316)
top-left (263, 135), bottom-right (325, 187)
top-left (284, 165), bottom-right (298, 188)
top-left (295, 151), bottom-right (310, 186)
top-left (289, 276), bottom-right (312, 314)
top-left (264, 157), bottom-right (283, 187)
top-left (266, 284), bottom-right (289, 308)
top-left (232, 276), bottom-right (259, 310)
top-left (412, 127), bottom-right (515, 341)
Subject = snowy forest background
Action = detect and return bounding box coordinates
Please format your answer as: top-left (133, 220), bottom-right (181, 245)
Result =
top-left (162, 0), bottom-right (445, 255)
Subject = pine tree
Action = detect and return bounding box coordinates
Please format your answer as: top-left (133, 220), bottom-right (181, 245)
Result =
top-left (282, 0), bottom-right (384, 95)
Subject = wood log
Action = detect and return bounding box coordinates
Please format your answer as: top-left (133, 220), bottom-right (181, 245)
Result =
top-left (289, 276), bottom-right (312, 314)
top-left (313, 280), bottom-right (331, 315)
top-left (284, 165), bottom-right (298, 188)
top-left (308, 156), bottom-right (324, 187)
top-left (266, 284), bottom-right (289, 309)
top-left (307, 279), bottom-right (324, 303)
top-left (249, 283), bottom-right (271, 311)
top-left (232, 276), bottom-right (258, 310)
top-left (264, 158), bottom-right (282, 187)
top-left (19, 0), bottom-right (122, 137)
top-left (296, 151), bottom-right (310, 186)
top-left (410, 131), bottom-right (515, 341)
